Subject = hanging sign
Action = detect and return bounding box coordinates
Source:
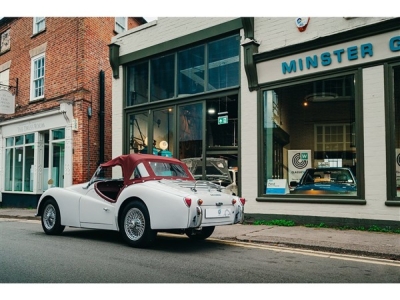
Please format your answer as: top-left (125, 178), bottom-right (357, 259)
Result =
top-left (0, 89), bottom-right (15, 114)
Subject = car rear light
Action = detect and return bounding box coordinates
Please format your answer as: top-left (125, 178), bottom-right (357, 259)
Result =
top-left (184, 197), bottom-right (192, 207)
top-left (232, 199), bottom-right (237, 204)
top-left (197, 199), bottom-right (203, 205)
top-left (239, 198), bottom-right (245, 205)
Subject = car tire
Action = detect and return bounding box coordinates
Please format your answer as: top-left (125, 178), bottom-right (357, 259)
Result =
top-left (119, 201), bottom-right (156, 248)
top-left (41, 198), bottom-right (65, 235)
top-left (185, 226), bottom-right (215, 240)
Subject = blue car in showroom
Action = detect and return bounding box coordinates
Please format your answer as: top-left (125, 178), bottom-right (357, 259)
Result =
top-left (290, 167), bottom-right (357, 195)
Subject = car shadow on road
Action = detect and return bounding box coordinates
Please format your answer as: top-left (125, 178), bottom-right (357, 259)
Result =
top-left (58, 228), bottom-right (224, 253)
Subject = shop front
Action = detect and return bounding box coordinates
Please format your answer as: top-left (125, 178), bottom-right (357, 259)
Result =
top-left (248, 21), bottom-right (400, 226)
top-left (110, 19), bottom-right (244, 195)
top-left (0, 102), bottom-right (73, 207)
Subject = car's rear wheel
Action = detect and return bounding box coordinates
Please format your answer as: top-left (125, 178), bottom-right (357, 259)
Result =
top-left (41, 198), bottom-right (65, 235)
top-left (186, 226), bottom-right (215, 240)
top-left (119, 201), bottom-right (156, 248)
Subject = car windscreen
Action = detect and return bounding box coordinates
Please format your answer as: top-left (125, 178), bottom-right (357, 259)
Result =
top-left (149, 161), bottom-right (189, 178)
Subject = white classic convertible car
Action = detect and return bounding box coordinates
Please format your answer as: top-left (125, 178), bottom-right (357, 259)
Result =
top-left (36, 153), bottom-right (245, 247)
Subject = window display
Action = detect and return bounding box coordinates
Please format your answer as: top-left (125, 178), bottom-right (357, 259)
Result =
top-left (262, 74), bottom-right (358, 197)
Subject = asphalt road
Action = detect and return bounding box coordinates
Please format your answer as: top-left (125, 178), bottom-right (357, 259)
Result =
top-left (1, 218), bottom-right (399, 284)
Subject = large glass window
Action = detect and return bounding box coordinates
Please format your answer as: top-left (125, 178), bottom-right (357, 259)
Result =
top-left (262, 74), bottom-right (357, 197)
top-left (127, 62), bottom-right (149, 106)
top-left (126, 34), bottom-right (240, 106)
top-left (5, 134), bottom-right (35, 192)
top-left (151, 54), bottom-right (175, 101)
top-left (178, 45), bottom-right (205, 95)
top-left (393, 66), bottom-right (400, 197)
top-left (208, 35), bottom-right (240, 90)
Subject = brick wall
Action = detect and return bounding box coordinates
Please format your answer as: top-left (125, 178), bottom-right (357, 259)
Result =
top-left (0, 17), bottom-right (144, 184)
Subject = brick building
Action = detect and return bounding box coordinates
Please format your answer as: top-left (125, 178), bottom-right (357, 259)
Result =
top-left (0, 17), bottom-right (146, 207)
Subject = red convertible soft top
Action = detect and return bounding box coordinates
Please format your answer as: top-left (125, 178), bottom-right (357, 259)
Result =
top-left (100, 153), bottom-right (190, 183)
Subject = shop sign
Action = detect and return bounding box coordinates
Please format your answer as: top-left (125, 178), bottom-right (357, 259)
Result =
top-left (0, 89), bottom-right (15, 114)
top-left (266, 179), bottom-right (289, 194)
top-left (288, 150), bottom-right (312, 183)
top-left (258, 30), bottom-right (400, 82)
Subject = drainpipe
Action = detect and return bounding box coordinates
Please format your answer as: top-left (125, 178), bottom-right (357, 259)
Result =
top-left (99, 70), bottom-right (105, 164)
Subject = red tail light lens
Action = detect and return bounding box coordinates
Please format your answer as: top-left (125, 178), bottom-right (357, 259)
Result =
top-left (184, 197), bottom-right (192, 207)
top-left (232, 199), bottom-right (237, 204)
top-left (239, 198), bottom-right (245, 205)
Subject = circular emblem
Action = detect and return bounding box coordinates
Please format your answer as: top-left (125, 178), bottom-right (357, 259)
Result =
top-left (292, 152), bottom-right (308, 169)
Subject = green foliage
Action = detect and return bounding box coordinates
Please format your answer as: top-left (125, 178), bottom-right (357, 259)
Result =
top-left (253, 219), bottom-right (295, 226)
top-left (250, 219), bottom-right (400, 234)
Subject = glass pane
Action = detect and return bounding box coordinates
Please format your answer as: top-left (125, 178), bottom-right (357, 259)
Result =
top-left (5, 148), bottom-right (13, 191)
top-left (179, 103), bottom-right (203, 159)
top-left (15, 135), bottom-right (23, 145)
top-left (178, 45), bottom-right (205, 95)
top-left (52, 128), bottom-right (65, 140)
top-left (24, 145), bottom-right (34, 192)
top-left (25, 134), bottom-right (35, 144)
top-left (263, 74), bottom-right (356, 197)
top-left (127, 62), bottom-right (149, 106)
top-left (14, 147), bottom-right (23, 191)
top-left (206, 96), bottom-right (238, 147)
top-left (51, 141), bottom-right (65, 188)
top-left (6, 137), bottom-right (13, 147)
top-left (394, 66), bottom-right (400, 196)
top-left (208, 35), bottom-right (240, 90)
top-left (150, 54), bottom-right (175, 101)
top-left (153, 108), bottom-right (174, 157)
top-left (128, 112), bottom-right (149, 154)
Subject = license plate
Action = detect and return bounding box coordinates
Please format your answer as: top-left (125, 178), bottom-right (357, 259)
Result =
top-left (205, 207), bottom-right (231, 218)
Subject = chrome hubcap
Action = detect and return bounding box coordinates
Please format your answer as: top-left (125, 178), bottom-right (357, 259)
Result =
top-left (124, 208), bottom-right (145, 241)
top-left (43, 204), bottom-right (56, 230)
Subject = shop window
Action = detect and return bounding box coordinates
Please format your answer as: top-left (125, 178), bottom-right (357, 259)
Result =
top-left (33, 17), bottom-right (45, 34)
top-left (127, 62), bottom-right (149, 106)
top-left (150, 54), bottom-right (175, 101)
top-left (153, 108), bottom-right (174, 157)
top-left (178, 45), bottom-right (205, 95)
top-left (4, 135), bottom-right (35, 192)
top-left (206, 95), bottom-right (238, 147)
top-left (30, 53), bottom-right (45, 100)
top-left (128, 113), bottom-right (150, 154)
top-left (393, 66), bottom-right (400, 197)
top-left (208, 35), bottom-right (240, 90)
top-left (262, 74), bottom-right (358, 197)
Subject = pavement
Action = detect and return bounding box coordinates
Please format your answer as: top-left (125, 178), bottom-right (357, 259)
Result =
top-left (1, 208), bottom-right (399, 261)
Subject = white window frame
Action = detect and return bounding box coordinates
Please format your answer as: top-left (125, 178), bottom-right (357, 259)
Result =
top-left (33, 17), bottom-right (45, 34)
top-left (115, 17), bottom-right (127, 33)
top-left (0, 68), bottom-right (10, 91)
top-left (30, 53), bottom-right (45, 101)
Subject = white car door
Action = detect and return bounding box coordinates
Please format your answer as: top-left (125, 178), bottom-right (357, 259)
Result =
top-left (79, 184), bottom-right (116, 228)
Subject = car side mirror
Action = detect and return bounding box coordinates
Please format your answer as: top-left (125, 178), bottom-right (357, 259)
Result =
top-left (290, 181), bottom-right (298, 187)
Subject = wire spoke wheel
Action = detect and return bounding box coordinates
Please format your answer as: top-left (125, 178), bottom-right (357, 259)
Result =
top-left (40, 198), bottom-right (65, 235)
top-left (43, 204), bottom-right (57, 230)
top-left (124, 208), bottom-right (146, 241)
